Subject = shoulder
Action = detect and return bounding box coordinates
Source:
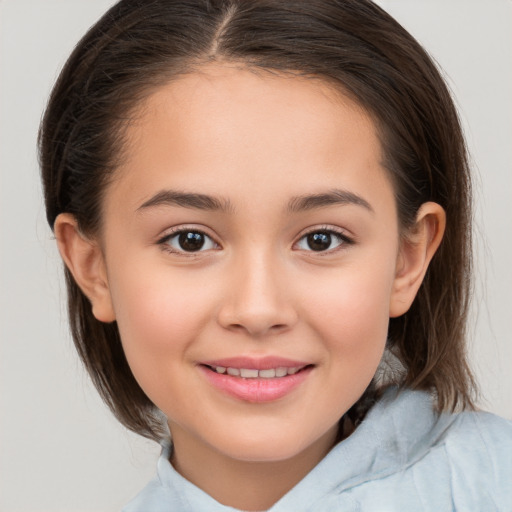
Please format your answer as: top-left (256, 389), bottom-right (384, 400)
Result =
top-left (386, 391), bottom-right (512, 510)
top-left (442, 407), bottom-right (512, 469)
top-left (336, 389), bottom-right (512, 511)
top-left (439, 408), bottom-right (512, 506)
top-left (447, 407), bottom-right (512, 451)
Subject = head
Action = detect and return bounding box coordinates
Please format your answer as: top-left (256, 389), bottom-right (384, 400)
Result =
top-left (39, 0), bottom-right (474, 444)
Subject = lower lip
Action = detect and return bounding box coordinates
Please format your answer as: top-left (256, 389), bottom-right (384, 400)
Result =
top-left (199, 365), bottom-right (313, 403)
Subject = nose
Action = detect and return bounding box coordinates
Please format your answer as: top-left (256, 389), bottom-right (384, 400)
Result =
top-left (216, 250), bottom-right (298, 338)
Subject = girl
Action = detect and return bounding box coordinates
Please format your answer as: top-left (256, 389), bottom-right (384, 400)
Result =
top-left (38, 0), bottom-right (512, 510)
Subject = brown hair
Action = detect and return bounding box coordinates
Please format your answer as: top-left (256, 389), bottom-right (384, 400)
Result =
top-left (39, 0), bottom-right (475, 442)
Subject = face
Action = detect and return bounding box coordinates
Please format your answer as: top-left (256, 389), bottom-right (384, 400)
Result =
top-left (97, 65), bottom-right (403, 466)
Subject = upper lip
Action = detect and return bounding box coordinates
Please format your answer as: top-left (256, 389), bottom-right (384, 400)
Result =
top-left (199, 356), bottom-right (311, 370)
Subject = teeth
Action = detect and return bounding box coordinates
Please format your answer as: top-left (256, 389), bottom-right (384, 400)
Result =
top-left (212, 365), bottom-right (305, 378)
top-left (240, 368), bottom-right (259, 378)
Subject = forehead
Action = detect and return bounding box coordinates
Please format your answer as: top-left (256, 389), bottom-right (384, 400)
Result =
top-left (131, 65), bottom-right (375, 148)
top-left (108, 64), bottom-right (390, 213)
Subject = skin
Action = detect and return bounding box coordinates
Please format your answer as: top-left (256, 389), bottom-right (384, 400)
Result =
top-left (55, 64), bottom-right (445, 510)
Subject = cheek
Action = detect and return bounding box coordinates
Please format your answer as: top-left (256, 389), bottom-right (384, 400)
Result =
top-left (299, 257), bottom-right (395, 365)
top-left (108, 267), bottom-right (216, 379)
top-left (303, 267), bottom-right (393, 411)
top-left (307, 264), bottom-right (394, 331)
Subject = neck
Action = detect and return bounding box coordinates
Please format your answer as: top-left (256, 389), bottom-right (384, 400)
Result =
top-left (170, 426), bottom-right (339, 511)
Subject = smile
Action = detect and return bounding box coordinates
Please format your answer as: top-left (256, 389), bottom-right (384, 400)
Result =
top-left (208, 366), bottom-right (303, 378)
top-left (199, 358), bottom-right (314, 403)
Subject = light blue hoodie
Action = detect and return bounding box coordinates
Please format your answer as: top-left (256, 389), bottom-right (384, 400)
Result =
top-left (123, 388), bottom-right (512, 511)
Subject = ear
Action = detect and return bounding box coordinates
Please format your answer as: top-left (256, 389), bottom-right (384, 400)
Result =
top-left (54, 213), bottom-right (116, 323)
top-left (389, 202), bottom-right (446, 318)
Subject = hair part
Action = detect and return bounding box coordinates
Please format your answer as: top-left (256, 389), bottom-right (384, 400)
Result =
top-left (39, 0), bottom-right (475, 442)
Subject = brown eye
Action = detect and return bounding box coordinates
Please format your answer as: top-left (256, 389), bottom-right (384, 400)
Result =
top-left (306, 232), bottom-right (332, 251)
top-left (179, 232), bottom-right (205, 251)
top-left (296, 230), bottom-right (349, 252)
top-left (162, 230), bottom-right (217, 253)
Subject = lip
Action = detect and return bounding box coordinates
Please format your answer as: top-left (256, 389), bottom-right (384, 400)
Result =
top-left (198, 356), bottom-right (313, 403)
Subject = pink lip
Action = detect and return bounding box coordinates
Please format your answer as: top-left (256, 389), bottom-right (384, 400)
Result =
top-left (198, 357), bottom-right (313, 403)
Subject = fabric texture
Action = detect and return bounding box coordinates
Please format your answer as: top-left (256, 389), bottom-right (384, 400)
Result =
top-left (122, 388), bottom-right (512, 511)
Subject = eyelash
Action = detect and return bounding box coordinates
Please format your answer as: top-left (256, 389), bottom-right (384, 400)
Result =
top-left (157, 226), bottom-right (354, 256)
top-left (295, 226), bottom-right (354, 255)
top-left (157, 227), bottom-right (219, 256)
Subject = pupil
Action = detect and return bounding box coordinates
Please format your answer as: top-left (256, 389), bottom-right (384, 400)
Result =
top-left (179, 232), bottom-right (204, 251)
top-left (307, 232), bottom-right (331, 251)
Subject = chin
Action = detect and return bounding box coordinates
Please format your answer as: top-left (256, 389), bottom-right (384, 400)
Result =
top-left (209, 425), bottom-right (337, 464)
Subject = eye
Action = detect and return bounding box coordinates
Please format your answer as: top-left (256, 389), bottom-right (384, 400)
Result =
top-left (296, 229), bottom-right (349, 252)
top-left (160, 229), bottom-right (218, 253)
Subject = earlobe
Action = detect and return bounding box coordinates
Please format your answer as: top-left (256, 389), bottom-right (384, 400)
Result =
top-left (54, 213), bottom-right (116, 323)
top-left (389, 202), bottom-right (446, 318)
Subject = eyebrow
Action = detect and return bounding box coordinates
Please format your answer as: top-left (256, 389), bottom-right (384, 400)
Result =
top-left (136, 188), bottom-right (373, 215)
top-left (287, 189), bottom-right (374, 214)
top-left (137, 190), bottom-right (234, 213)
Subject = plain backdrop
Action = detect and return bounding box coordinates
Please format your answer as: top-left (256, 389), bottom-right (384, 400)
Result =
top-left (1, 1), bottom-right (511, 511)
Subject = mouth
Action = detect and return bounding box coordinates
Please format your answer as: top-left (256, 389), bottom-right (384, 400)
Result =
top-left (198, 358), bottom-right (314, 403)
top-left (202, 364), bottom-right (311, 379)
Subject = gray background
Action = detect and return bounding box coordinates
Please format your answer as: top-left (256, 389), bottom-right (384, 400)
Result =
top-left (1, 0), bottom-right (511, 510)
